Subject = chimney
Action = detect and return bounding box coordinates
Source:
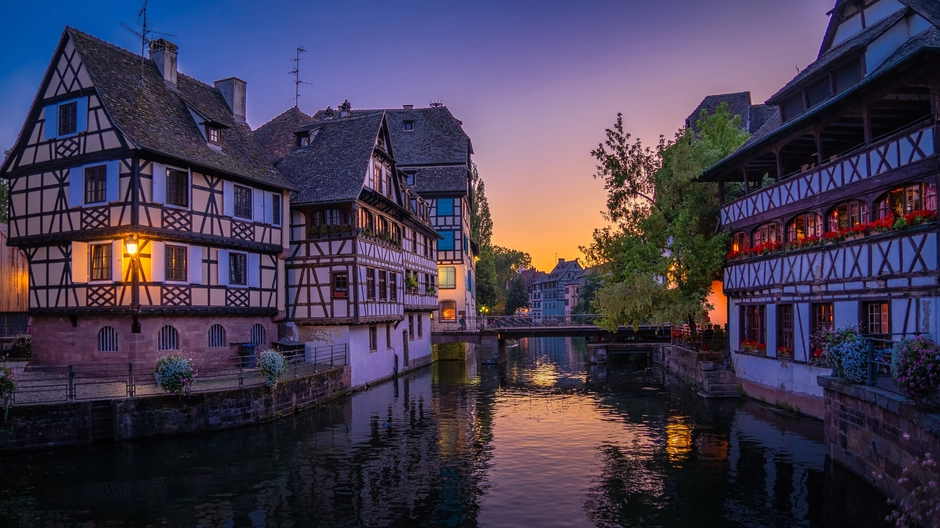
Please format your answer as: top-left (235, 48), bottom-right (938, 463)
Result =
top-left (402, 104), bottom-right (414, 109)
top-left (339, 99), bottom-right (351, 117)
top-left (558, 258), bottom-right (565, 264)
top-left (215, 77), bottom-right (247, 123)
top-left (148, 38), bottom-right (178, 89)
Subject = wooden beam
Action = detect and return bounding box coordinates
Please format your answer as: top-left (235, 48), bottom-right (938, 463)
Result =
top-left (862, 105), bottom-right (872, 145)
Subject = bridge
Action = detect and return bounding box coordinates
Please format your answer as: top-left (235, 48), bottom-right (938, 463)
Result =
top-left (430, 315), bottom-right (671, 345)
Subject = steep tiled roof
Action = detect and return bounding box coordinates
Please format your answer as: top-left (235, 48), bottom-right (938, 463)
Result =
top-left (271, 112), bottom-right (384, 205)
top-left (67, 28), bottom-right (290, 190)
top-left (685, 92), bottom-right (752, 132)
top-left (254, 107), bottom-right (315, 163)
top-left (413, 166), bottom-right (468, 194)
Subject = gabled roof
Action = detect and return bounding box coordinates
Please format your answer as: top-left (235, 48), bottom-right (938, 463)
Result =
top-left (269, 112), bottom-right (386, 205)
top-left (65, 28), bottom-right (290, 190)
top-left (685, 92), bottom-right (752, 131)
top-left (820, 0), bottom-right (940, 56)
top-left (412, 166), bottom-right (469, 194)
top-left (254, 107), bottom-right (315, 163)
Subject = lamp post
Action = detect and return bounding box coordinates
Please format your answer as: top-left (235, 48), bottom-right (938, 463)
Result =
top-left (125, 234), bottom-right (141, 333)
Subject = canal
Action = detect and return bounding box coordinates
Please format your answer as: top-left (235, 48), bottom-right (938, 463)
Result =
top-left (0, 337), bottom-right (892, 527)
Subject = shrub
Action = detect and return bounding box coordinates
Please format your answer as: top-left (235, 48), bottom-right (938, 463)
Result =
top-left (258, 349), bottom-right (288, 389)
top-left (9, 335), bottom-right (31, 359)
top-left (877, 433), bottom-right (940, 528)
top-left (892, 335), bottom-right (940, 404)
top-left (824, 327), bottom-right (869, 382)
top-left (153, 354), bottom-right (196, 395)
top-left (0, 366), bottom-right (16, 401)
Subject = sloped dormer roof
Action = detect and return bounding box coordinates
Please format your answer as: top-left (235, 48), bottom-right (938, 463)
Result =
top-left (66, 28), bottom-right (291, 190)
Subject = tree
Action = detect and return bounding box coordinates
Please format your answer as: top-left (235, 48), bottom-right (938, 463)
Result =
top-left (469, 163), bottom-right (493, 248)
top-left (571, 271), bottom-right (602, 314)
top-left (504, 275), bottom-right (529, 315)
top-left (475, 245), bottom-right (499, 311)
top-left (584, 103), bottom-right (749, 332)
top-left (0, 178), bottom-right (7, 224)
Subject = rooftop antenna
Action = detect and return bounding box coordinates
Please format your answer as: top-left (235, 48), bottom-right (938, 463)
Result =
top-left (289, 46), bottom-right (313, 108)
top-left (121, 0), bottom-right (176, 83)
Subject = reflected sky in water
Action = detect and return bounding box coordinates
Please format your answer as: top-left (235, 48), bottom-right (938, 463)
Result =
top-left (0, 337), bottom-right (891, 527)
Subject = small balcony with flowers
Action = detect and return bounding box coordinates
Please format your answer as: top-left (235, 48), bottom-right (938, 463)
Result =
top-left (403, 270), bottom-right (438, 311)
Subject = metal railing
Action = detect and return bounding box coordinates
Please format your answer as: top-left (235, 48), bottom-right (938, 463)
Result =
top-left (432, 314), bottom-right (604, 333)
top-left (863, 333), bottom-right (918, 391)
top-left (1, 343), bottom-right (347, 406)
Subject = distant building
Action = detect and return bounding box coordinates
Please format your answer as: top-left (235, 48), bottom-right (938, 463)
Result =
top-left (531, 258), bottom-right (582, 319)
top-left (0, 223), bottom-right (29, 337)
top-left (685, 91), bottom-right (776, 135)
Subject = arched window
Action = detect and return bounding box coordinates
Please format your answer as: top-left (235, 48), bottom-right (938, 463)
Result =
top-left (97, 326), bottom-right (118, 352)
top-left (828, 200), bottom-right (869, 231)
top-left (751, 223), bottom-right (779, 247)
top-left (158, 325), bottom-right (179, 351)
top-left (250, 324), bottom-right (266, 346)
top-left (731, 232), bottom-right (748, 252)
top-left (392, 225), bottom-right (401, 243)
top-left (787, 213), bottom-right (822, 242)
top-left (876, 182), bottom-right (937, 219)
top-left (208, 324), bottom-right (226, 348)
top-left (359, 209), bottom-right (374, 232)
top-left (377, 216), bottom-right (389, 236)
top-left (440, 300), bottom-right (457, 321)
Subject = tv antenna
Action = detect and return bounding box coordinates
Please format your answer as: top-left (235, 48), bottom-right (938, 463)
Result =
top-left (121, 0), bottom-right (176, 83)
top-left (289, 46), bottom-right (313, 108)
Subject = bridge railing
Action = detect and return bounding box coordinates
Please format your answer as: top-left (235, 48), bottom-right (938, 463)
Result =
top-left (431, 314), bottom-right (604, 333)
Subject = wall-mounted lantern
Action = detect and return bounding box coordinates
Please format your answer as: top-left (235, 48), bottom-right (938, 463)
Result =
top-left (124, 234), bottom-right (139, 257)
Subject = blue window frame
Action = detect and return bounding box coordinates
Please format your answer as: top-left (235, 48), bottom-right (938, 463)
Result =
top-left (45, 97), bottom-right (88, 139)
top-left (437, 198), bottom-right (454, 216)
top-left (467, 270), bottom-right (473, 292)
top-left (439, 230), bottom-right (455, 250)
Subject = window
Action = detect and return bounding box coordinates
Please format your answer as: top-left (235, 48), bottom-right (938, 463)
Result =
top-left (412, 230), bottom-right (419, 253)
top-left (806, 78), bottom-right (831, 109)
top-left (333, 271), bottom-right (348, 298)
top-left (440, 266), bottom-right (456, 289)
top-left (425, 273), bottom-right (434, 293)
top-left (229, 252), bottom-right (247, 285)
top-left (787, 213), bottom-right (822, 242)
top-left (731, 232), bottom-right (747, 253)
top-left (405, 171), bottom-right (415, 185)
top-left (379, 270), bottom-right (388, 301)
top-left (158, 325), bottom-right (179, 351)
top-left (425, 236), bottom-right (433, 258)
top-left (166, 169), bottom-right (189, 207)
top-left (97, 326), bottom-right (118, 352)
top-left (165, 245), bottom-right (187, 281)
top-left (751, 223), bottom-right (779, 247)
top-left (439, 230), bottom-right (455, 251)
top-left (877, 183), bottom-right (937, 219)
top-left (403, 120), bottom-right (414, 131)
top-left (440, 300), bottom-right (456, 321)
top-left (417, 315), bottom-right (423, 338)
top-left (741, 305), bottom-right (765, 346)
top-left (58, 101), bottom-right (77, 136)
top-left (467, 270), bottom-right (473, 292)
top-left (234, 185), bottom-right (252, 219)
top-left (207, 125), bottom-right (221, 145)
top-left (811, 303), bottom-right (834, 356)
top-left (366, 268), bottom-right (376, 300)
top-left (373, 162), bottom-right (383, 190)
top-left (828, 200), bottom-right (868, 231)
top-left (408, 315), bottom-right (415, 340)
top-left (85, 165), bottom-right (107, 204)
top-left (297, 132), bottom-right (311, 147)
top-left (272, 194), bottom-right (282, 226)
top-left (369, 326), bottom-right (377, 351)
top-left (834, 58), bottom-right (862, 94)
top-left (437, 198), bottom-right (454, 216)
top-left (386, 324), bottom-right (391, 348)
top-left (90, 243), bottom-right (111, 281)
top-left (777, 304), bottom-right (794, 356)
top-left (390, 273), bottom-right (398, 302)
top-left (208, 324), bottom-right (226, 348)
top-left (251, 324), bottom-right (266, 346)
top-left (865, 302), bottom-right (890, 336)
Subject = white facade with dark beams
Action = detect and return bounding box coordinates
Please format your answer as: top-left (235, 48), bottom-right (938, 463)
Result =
top-left (1, 28), bottom-right (292, 365)
top-left (256, 106), bottom-right (439, 388)
top-left (699, 0), bottom-right (940, 417)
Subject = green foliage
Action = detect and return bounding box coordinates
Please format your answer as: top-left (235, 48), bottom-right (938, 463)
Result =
top-left (0, 366), bottom-right (16, 400)
top-left (571, 271), bottom-right (602, 314)
top-left (153, 355), bottom-right (196, 395)
top-left (258, 349), bottom-right (288, 389)
top-left (476, 246), bottom-right (499, 310)
top-left (823, 327), bottom-right (868, 383)
top-left (8, 335), bottom-right (30, 359)
top-left (469, 163), bottom-right (493, 248)
top-left (504, 275), bottom-right (529, 315)
top-left (891, 335), bottom-right (940, 403)
top-left (584, 103), bottom-right (748, 329)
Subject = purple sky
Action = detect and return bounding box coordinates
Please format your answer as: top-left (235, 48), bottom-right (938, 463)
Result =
top-left (0, 0), bottom-right (833, 271)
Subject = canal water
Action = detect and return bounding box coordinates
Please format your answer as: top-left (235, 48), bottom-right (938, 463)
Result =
top-left (0, 337), bottom-right (892, 527)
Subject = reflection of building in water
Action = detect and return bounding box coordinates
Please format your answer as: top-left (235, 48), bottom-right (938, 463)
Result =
top-left (665, 418), bottom-right (693, 465)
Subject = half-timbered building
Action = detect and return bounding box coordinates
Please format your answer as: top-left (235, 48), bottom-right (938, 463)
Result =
top-left (0, 28), bottom-right (292, 365)
top-left (257, 107), bottom-right (439, 388)
top-left (0, 223), bottom-right (30, 338)
top-left (700, 0), bottom-right (940, 417)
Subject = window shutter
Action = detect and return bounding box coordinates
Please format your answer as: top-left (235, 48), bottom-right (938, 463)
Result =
top-left (223, 181), bottom-right (234, 216)
top-left (189, 246), bottom-right (203, 284)
top-left (106, 160), bottom-right (120, 203)
top-left (71, 241), bottom-right (88, 283)
top-left (253, 188), bottom-right (264, 222)
top-left (217, 249), bottom-right (229, 286)
top-left (150, 241), bottom-right (165, 283)
top-left (151, 162), bottom-right (166, 204)
top-left (248, 253), bottom-right (260, 287)
top-left (44, 104), bottom-right (58, 139)
top-left (112, 239), bottom-right (124, 282)
top-left (76, 97), bottom-right (88, 133)
top-left (264, 193), bottom-right (274, 224)
top-left (69, 166), bottom-right (84, 208)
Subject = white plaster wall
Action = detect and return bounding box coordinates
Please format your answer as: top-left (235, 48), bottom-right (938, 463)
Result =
top-left (729, 298), bottom-right (741, 352)
top-left (733, 352), bottom-right (829, 398)
top-left (766, 304), bottom-right (778, 358)
top-left (407, 313), bottom-right (432, 365)
top-left (834, 300), bottom-right (857, 329)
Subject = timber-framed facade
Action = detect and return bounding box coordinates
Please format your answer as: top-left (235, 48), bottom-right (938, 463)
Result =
top-left (700, 0), bottom-right (940, 416)
top-left (1, 28), bottom-right (292, 365)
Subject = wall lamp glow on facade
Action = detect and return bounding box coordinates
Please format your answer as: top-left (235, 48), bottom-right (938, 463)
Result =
top-left (124, 234), bottom-right (140, 258)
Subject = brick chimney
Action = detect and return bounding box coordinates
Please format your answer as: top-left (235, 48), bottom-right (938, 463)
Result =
top-left (149, 38), bottom-right (178, 89)
top-left (215, 77), bottom-right (247, 123)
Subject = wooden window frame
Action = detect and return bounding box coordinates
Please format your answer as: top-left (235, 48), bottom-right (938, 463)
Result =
top-left (864, 301), bottom-right (890, 336)
top-left (369, 326), bottom-right (377, 351)
top-left (408, 315), bottom-right (415, 341)
top-left (379, 270), bottom-right (388, 301)
top-left (84, 165), bottom-right (108, 205)
top-left (366, 268), bottom-right (376, 301)
top-left (207, 125), bottom-right (221, 145)
top-left (440, 266), bottom-right (456, 289)
top-left (165, 168), bottom-right (189, 208)
top-left (165, 244), bottom-right (188, 282)
top-left (332, 271), bottom-right (348, 298)
top-left (229, 252), bottom-right (248, 286)
top-left (90, 243), bottom-right (112, 282)
top-left (390, 273), bottom-right (398, 302)
top-left (58, 101), bottom-right (78, 136)
top-left (233, 185), bottom-right (252, 219)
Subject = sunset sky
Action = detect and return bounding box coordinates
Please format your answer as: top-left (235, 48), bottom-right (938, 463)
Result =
top-left (0, 0), bottom-right (833, 271)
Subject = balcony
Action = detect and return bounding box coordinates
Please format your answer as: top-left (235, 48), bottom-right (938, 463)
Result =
top-left (720, 122), bottom-right (935, 227)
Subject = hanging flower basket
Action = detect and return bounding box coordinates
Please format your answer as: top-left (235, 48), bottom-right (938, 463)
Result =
top-left (154, 355), bottom-right (196, 395)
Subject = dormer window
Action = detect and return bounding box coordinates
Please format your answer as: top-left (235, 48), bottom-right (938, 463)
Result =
top-left (297, 132), bottom-right (311, 147)
top-left (207, 125), bottom-right (221, 145)
top-left (377, 135), bottom-right (386, 150)
top-left (403, 120), bottom-right (414, 131)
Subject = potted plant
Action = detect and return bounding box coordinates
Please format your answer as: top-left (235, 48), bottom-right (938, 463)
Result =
top-left (426, 283), bottom-right (436, 295)
top-left (824, 327), bottom-right (869, 383)
top-left (891, 335), bottom-right (940, 406)
top-left (258, 349), bottom-right (288, 389)
top-left (153, 354), bottom-right (196, 395)
top-left (405, 274), bottom-right (419, 293)
top-left (777, 346), bottom-right (794, 359)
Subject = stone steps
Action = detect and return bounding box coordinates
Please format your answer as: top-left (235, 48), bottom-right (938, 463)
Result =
top-left (698, 361), bottom-right (739, 398)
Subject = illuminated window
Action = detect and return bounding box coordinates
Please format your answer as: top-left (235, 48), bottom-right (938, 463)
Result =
top-left (440, 300), bottom-right (457, 321)
top-left (439, 266), bottom-right (456, 289)
top-left (90, 243), bottom-right (111, 281)
top-left (787, 213), bottom-right (822, 242)
top-left (751, 223), bottom-right (779, 247)
top-left (877, 183), bottom-right (937, 218)
top-left (865, 302), bottom-right (889, 336)
top-left (828, 200), bottom-right (868, 231)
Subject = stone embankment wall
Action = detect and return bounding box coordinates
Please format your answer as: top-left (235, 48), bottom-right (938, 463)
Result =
top-left (820, 377), bottom-right (940, 527)
top-left (658, 345), bottom-right (705, 387)
top-left (0, 366), bottom-right (350, 452)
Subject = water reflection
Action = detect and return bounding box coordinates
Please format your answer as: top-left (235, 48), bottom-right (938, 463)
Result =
top-left (0, 337), bottom-right (890, 527)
